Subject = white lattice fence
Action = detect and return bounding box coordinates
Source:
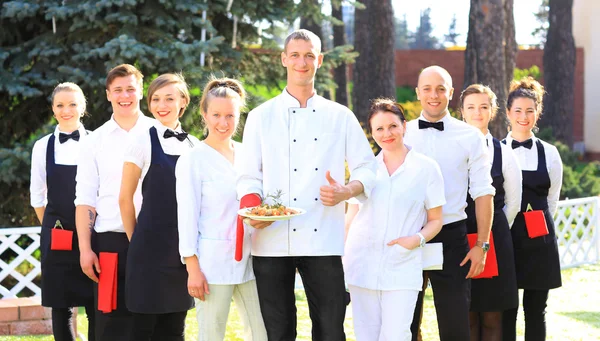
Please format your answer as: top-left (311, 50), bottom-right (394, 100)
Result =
top-left (554, 197), bottom-right (600, 269)
top-left (0, 227), bottom-right (42, 299)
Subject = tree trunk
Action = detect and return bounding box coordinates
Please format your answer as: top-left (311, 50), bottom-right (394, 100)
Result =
top-left (464, 0), bottom-right (514, 138)
top-left (352, 0), bottom-right (395, 124)
top-left (331, 2), bottom-right (348, 107)
top-left (542, 0), bottom-right (575, 147)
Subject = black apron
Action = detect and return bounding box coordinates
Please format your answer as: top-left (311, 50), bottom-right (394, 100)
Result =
top-left (40, 133), bottom-right (94, 308)
top-left (510, 139), bottom-right (562, 290)
top-left (125, 127), bottom-right (194, 313)
top-left (466, 138), bottom-right (518, 311)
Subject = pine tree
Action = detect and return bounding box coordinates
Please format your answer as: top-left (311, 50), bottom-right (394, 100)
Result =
top-left (409, 8), bottom-right (439, 49)
top-left (444, 14), bottom-right (460, 46)
top-left (395, 14), bottom-right (410, 50)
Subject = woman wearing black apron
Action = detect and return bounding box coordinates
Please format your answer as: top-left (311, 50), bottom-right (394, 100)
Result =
top-left (119, 73), bottom-right (199, 341)
top-left (502, 78), bottom-right (563, 341)
top-left (30, 82), bottom-right (95, 341)
top-left (460, 84), bottom-right (521, 341)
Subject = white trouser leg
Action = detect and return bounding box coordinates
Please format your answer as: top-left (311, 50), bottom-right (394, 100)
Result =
top-left (232, 280), bottom-right (268, 341)
top-left (195, 284), bottom-right (235, 341)
top-left (379, 289), bottom-right (419, 341)
top-left (349, 285), bottom-right (382, 341)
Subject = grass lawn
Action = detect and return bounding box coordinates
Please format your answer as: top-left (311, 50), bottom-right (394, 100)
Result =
top-left (4, 264), bottom-right (599, 340)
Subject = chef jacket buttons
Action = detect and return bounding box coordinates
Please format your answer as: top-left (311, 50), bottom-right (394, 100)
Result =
top-left (315, 168), bottom-right (318, 171)
top-left (314, 229), bottom-right (317, 232)
top-left (293, 110), bottom-right (296, 113)
top-left (313, 109), bottom-right (316, 112)
top-left (293, 198), bottom-right (297, 201)
top-left (314, 138), bottom-right (317, 141)
top-left (314, 198), bottom-right (318, 201)
top-left (293, 228), bottom-right (297, 232)
top-left (294, 168), bottom-right (297, 171)
top-left (293, 139), bottom-right (296, 142)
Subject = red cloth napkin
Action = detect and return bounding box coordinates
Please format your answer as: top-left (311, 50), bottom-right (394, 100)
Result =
top-left (98, 252), bottom-right (118, 313)
top-left (236, 194), bottom-right (261, 262)
top-left (467, 233), bottom-right (498, 279)
top-left (523, 210), bottom-right (549, 238)
top-left (51, 228), bottom-right (73, 251)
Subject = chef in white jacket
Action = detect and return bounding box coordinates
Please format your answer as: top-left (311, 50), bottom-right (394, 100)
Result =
top-left (237, 29), bottom-right (377, 341)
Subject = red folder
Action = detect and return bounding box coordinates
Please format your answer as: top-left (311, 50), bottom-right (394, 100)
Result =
top-left (98, 252), bottom-right (118, 313)
top-left (467, 233), bottom-right (498, 279)
top-left (523, 210), bottom-right (549, 238)
top-left (51, 228), bottom-right (73, 251)
top-left (235, 194), bottom-right (261, 262)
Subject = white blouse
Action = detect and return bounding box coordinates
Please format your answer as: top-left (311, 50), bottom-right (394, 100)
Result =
top-left (484, 132), bottom-right (522, 227)
top-left (504, 133), bottom-right (563, 216)
top-left (30, 125), bottom-right (88, 208)
top-left (344, 149), bottom-right (446, 291)
top-left (176, 141), bottom-right (255, 285)
top-left (124, 121), bottom-right (200, 182)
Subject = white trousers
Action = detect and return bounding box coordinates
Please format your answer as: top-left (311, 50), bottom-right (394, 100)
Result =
top-left (195, 279), bottom-right (267, 341)
top-left (349, 285), bottom-right (419, 341)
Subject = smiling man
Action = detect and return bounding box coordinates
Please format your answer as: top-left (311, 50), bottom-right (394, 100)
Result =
top-left (404, 66), bottom-right (495, 341)
top-left (75, 64), bottom-right (154, 341)
top-left (237, 29), bottom-right (376, 341)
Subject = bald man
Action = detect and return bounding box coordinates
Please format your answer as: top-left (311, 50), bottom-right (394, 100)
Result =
top-left (404, 66), bottom-right (495, 341)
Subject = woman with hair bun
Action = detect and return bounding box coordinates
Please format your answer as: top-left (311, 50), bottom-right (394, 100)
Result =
top-left (30, 82), bottom-right (95, 341)
top-left (176, 77), bottom-right (267, 341)
top-left (119, 73), bottom-right (200, 340)
top-left (344, 98), bottom-right (445, 341)
top-left (460, 84), bottom-right (521, 341)
top-left (502, 77), bottom-right (563, 341)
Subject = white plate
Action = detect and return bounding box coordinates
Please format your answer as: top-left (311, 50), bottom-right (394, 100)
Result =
top-left (238, 207), bottom-right (307, 221)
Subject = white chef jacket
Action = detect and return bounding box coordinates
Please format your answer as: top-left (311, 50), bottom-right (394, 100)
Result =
top-left (124, 121), bottom-right (200, 182)
top-left (404, 113), bottom-right (495, 225)
top-left (344, 149), bottom-right (446, 291)
top-left (237, 89), bottom-right (377, 257)
top-left (176, 141), bottom-right (255, 285)
top-left (483, 132), bottom-right (522, 227)
top-left (74, 114), bottom-right (155, 233)
top-left (30, 125), bottom-right (88, 208)
top-left (503, 133), bottom-right (563, 216)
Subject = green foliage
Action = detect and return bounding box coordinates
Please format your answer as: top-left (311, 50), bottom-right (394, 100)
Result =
top-left (409, 8), bottom-right (439, 49)
top-left (538, 128), bottom-right (600, 199)
top-left (396, 86), bottom-right (417, 102)
top-left (514, 65), bottom-right (542, 81)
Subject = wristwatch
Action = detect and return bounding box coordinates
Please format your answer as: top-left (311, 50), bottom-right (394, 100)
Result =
top-left (416, 232), bottom-right (426, 248)
top-left (475, 241), bottom-right (490, 253)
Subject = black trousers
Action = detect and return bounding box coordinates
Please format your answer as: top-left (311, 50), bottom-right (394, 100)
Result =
top-left (92, 231), bottom-right (133, 341)
top-left (502, 289), bottom-right (549, 341)
top-left (411, 220), bottom-right (471, 341)
top-left (52, 305), bottom-right (95, 341)
top-left (130, 311), bottom-right (187, 341)
top-left (253, 256), bottom-right (346, 341)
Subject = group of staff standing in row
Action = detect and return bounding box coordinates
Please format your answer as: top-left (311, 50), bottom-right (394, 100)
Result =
top-left (30, 29), bottom-right (562, 341)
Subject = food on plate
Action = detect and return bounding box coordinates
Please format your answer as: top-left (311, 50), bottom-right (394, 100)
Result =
top-left (246, 190), bottom-right (299, 217)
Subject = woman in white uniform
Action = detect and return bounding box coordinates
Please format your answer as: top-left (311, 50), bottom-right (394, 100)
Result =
top-left (344, 98), bottom-right (445, 341)
top-left (176, 77), bottom-right (267, 341)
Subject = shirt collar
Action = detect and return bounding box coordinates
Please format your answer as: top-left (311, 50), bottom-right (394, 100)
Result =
top-left (418, 111), bottom-right (451, 125)
top-left (105, 112), bottom-right (153, 133)
top-left (281, 87), bottom-right (320, 108)
top-left (154, 120), bottom-right (183, 135)
top-left (505, 131), bottom-right (537, 145)
top-left (54, 124), bottom-right (86, 137)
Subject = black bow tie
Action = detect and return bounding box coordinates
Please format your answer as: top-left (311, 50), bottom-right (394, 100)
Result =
top-left (511, 139), bottom-right (533, 149)
top-left (418, 120), bottom-right (444, 131)
top-left (59, 130), bottom-right (80, 144)
top-left (163, 129), bottom-right (188, 142)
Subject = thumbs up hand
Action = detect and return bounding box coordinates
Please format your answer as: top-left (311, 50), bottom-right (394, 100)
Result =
top-left (320, 170), bottom-right (351, 206)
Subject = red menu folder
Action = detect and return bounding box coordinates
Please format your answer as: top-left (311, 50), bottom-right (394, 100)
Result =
top-left (523, 208), bottom-right (549, 238)
top-left (467, 233), bottom-right (498, 279)
top-left (236, 194), bottom-right (261, 262)
top-left (98, 252), bottom-right (118, 313)
top-left (50, 220), bottom-right (73, 251)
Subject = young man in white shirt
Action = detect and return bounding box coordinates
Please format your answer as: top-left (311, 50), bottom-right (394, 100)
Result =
top-left (75, 64), bottom-right (154, 341)
top-left (404, 66), bottom-right (495, 341)
top-left (237, 29), bottom-right (376, 341)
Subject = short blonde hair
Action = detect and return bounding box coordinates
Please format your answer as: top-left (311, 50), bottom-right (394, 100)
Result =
top-left (51, 82), bottom-right (87, 114)
top-left (147, 73), bottom-right (190, 117)
top-left (459, 84), bottom-right (499, 118)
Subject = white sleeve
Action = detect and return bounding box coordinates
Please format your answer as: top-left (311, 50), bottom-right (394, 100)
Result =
top-left (468, 132), bottom-right (496, 199)
top-left (176, 150), bottom-right (202, 263)
top-left (425, 160), bottom-right (446, 210)
top-left (236, 109), bottom-right (264, 199)
top-left (123, 132), bottom-right (148, 171)
top-left (345, 111), bottom-right (377, 198)
top-left (501, 146), bottom-right (522, 227)
top-left (546, 144), bottom-right (563, 216)
top-left (74, 135), bottom-right (99, 207)
top-left (30, 138), bottom-right (48, 208)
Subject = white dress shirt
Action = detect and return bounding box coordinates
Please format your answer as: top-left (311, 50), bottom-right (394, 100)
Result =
top-left (484, 132), bottom-right (522, 227)
top-left (74, 114), bottom-right (155, 233)
top-left (503, 133), bottom-right (563, 216)
top-left (344, 149), bottom-right (446, 291)
top-left (30, 125), bottom-right (88, 208)
top-left (404, 113), bottom-right (495, 225)
top-left (176, 141), bottom-right (255, 285)
top-left (237, 89), bottom-right (377, 257)
top-left (124, 121), bottom-right (200, 181)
